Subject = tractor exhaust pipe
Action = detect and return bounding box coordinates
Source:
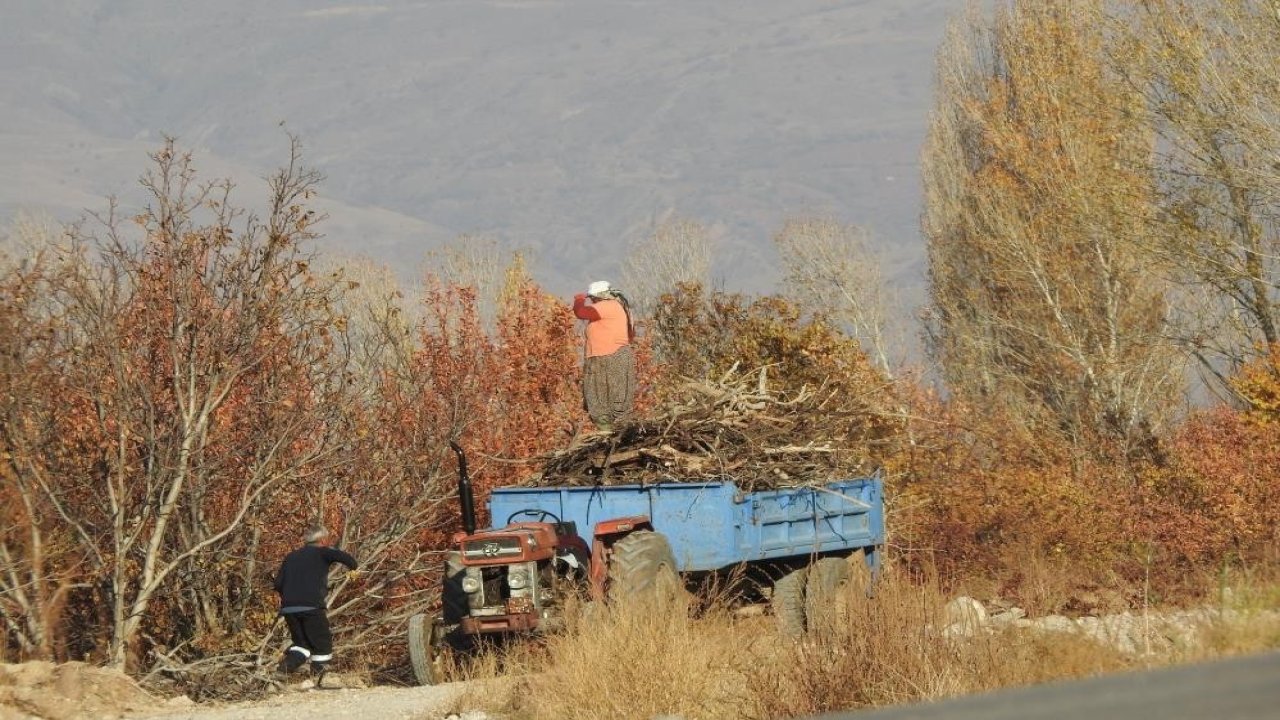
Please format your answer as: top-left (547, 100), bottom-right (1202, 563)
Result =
top-left (449, 440), bottom-right (477, 535)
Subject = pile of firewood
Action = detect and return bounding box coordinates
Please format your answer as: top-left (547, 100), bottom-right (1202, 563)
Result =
top-left (525, 365), bottom-right (879, 491)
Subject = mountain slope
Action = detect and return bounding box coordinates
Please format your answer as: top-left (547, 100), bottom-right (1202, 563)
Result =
top-left (1, 0), bottom-right (960, 299)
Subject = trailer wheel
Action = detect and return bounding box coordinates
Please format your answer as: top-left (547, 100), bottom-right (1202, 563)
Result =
top-left (608, 530), bottom-right (681, 600)
top-left (846, 548), bottom-right (874, 595)
top-left (772, 567), bottom-right (809, 637)
top-left (805, 558), bottom-right (854, 634)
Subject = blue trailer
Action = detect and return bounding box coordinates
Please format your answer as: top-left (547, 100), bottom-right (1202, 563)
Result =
top-left (406, 442), bottom-right (886, 685)
top-left (487, 474), bottom-right (884, 576)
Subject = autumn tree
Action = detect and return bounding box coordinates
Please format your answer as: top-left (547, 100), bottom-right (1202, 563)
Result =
top-left (923, 0), bottom-right (1181, 456)
top-left (651, 283), bottom-right (899, 467)
top-left (314, 250), bottom-right (585, 652)
top-left (0, 238), bottom-right (89, 660)
top-left (1124, 0), bottom-right (1280, 389)
top-left (19, 139), bottom-right (357, 669)
top-left (402, 257), bottom-right (584, 495)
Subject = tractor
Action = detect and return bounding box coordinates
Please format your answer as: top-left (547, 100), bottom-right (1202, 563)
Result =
top-left (407, 441), bottom-right (883, 685)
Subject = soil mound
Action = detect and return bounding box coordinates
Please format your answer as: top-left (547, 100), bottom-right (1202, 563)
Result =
top-left (0, 661), bottom-right (156, 720)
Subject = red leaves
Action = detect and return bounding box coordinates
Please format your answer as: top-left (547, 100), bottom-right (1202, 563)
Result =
top-left (399, 272), bottom-right (585, 509)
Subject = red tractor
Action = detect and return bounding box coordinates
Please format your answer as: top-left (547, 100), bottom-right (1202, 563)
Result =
top-left (407, 442), bottom-right (681, 685)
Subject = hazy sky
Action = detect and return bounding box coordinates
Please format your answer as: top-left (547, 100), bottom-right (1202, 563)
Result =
top-left (2, 0), bottom-right (964, 326)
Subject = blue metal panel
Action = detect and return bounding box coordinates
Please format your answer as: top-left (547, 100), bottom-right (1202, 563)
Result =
top-left (647, 483), bottom-right (742, 570)
top-left (486, 472), bottom-right (885, 573)
top-left (735, 477), bottom-right (884, 563)
top-left (488, 484), bottom-right (652, 537)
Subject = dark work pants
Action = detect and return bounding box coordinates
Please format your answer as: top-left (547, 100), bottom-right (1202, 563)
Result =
top-left (281, 609), bottom-right (334, 672)
top-left (583, 345), bottom-right (636, 429)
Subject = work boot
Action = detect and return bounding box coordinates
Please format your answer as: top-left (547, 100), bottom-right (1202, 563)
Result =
top-left (276, 648), bottom-right (308, 675)
top-left (310, 661), bottom-right (329, 688)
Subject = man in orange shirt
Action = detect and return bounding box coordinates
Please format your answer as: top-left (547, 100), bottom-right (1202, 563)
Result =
top-left (573, 280), bottom-right (636, 432)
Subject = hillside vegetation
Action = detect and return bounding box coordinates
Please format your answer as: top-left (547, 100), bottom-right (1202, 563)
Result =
top-left (2, 0), bottom-right (1280, 717)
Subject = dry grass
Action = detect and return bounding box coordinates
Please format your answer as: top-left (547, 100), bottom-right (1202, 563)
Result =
top-left (741, 574), bottom-right (1132, 718)
top-left (1198, 612), bottom-right (1280, 658)
top-left (1193, 574), bottom-right (1280, 658)
top-left (446, 572), bottom-right (1280, 720)
top-left (499, 594), bottom-right (749, 720)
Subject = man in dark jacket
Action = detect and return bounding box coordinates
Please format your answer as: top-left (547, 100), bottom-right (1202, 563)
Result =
top-left (274, 525), bottom-right (358, 683)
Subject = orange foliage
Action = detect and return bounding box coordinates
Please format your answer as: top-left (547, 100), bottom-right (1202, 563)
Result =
top-left (1164, 407), bottom-right (1280, 560)
top-left (893, 373), bottom-right (1280, 608)
top-left (650, 283), bottom-right (897, 471)
top-left (1229, 345), bottom-right (1280, 421)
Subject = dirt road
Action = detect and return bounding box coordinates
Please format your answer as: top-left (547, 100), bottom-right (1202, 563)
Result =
top-left (130, 680), bottom-right (484, 720)
top-left (132, 650), bottom-right (1280, 720)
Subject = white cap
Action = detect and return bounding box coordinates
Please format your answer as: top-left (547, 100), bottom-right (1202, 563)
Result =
top-left (586, 280), bottom-right (612, 298)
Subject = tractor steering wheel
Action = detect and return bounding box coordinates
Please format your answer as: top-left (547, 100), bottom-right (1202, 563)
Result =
top-left (505, 508), bottom-right (562, 526)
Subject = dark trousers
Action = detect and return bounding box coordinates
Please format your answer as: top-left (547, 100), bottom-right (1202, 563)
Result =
top-left (583, 345), bottom-right (636, 428)
top-left (280, 609), bottom-right (334, 672)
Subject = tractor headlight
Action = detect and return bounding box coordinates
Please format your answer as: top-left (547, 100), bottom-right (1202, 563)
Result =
top-left (461, 576), bottom-right (481, 594)
top-left (507, 568), bottom-right (529, 590)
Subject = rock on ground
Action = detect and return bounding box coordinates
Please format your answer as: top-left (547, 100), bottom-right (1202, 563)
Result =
top-left (942, 596), bottom-right (989, 638)
top-left (953, 596), bottom-right (1280, 656)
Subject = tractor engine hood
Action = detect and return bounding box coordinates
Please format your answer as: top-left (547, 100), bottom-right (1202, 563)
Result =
top-left (454, 525), bottom-right (558, 565)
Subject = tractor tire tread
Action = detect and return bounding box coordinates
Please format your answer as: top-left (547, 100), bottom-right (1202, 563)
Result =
top-left (609, 530), bottom-right (680, 598)
top-left (805, 557), bottom-right (854, 634)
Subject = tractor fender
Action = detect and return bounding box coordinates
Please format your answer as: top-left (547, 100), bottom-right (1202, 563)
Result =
top-left (587, 516), bottom-right (654, 597)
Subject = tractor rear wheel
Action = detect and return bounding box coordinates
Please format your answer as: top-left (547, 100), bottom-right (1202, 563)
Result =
top-left (772, 566), bottom-right (809, 637)
top-left (805, 557), bottom-right (854, 635)
top-left (608, 530), bottom-right (681, 600)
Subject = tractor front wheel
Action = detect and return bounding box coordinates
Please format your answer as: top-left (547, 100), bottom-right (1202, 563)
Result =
top-left (408, 614), bottom-right (466, 685)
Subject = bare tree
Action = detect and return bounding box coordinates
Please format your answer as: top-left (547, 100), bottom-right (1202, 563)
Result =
top-left (426, 235), bottom-right (512, 330)
top-left (620, 218), bottom-right (713, 317)
top-left (774, 217), bottom-right (896, 377)
top-left (0, 213), bottom-right (65, 269)
top-left (325, 255), bottom-right (417, 379)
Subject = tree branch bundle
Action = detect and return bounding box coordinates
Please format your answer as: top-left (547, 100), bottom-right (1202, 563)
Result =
top-left (526, 368), bottom-right (876, 491)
